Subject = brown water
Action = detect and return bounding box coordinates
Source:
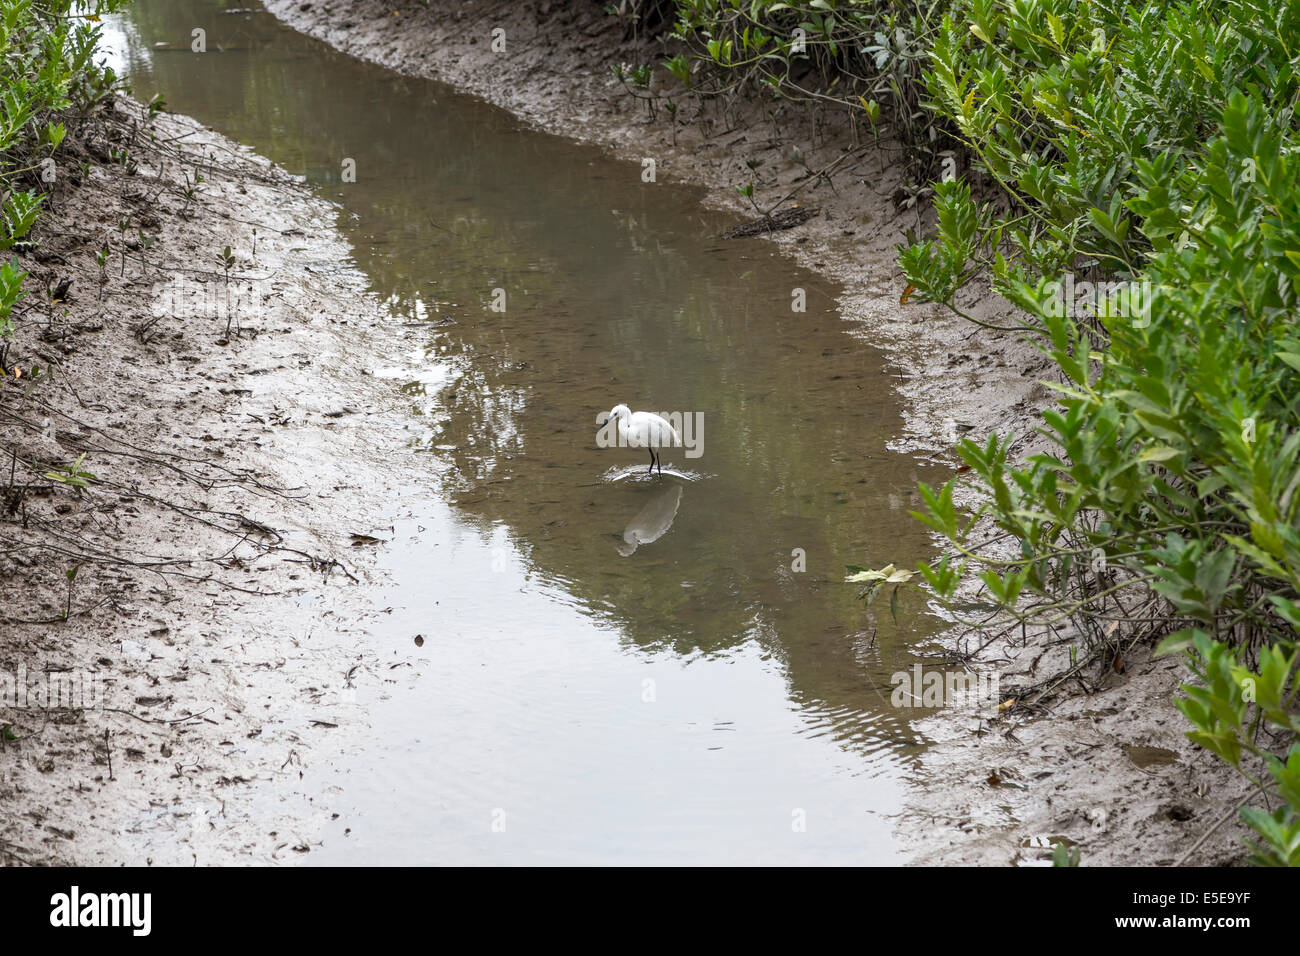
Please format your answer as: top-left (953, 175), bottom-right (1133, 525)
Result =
top-left (108, 0), bottom-right (946, 864)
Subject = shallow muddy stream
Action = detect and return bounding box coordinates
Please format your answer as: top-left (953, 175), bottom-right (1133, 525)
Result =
top-left (106, 0), bottom-right (947, 863)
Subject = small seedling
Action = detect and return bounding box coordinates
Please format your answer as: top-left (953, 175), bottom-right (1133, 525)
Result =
top-left (217, 246), bottom-right (237, 336)
top-left (45, 121), bottom-right (66, 151)
top-left (218, 245), bottom-right (235, 282)
top-left (44, 453), bottom-right (96, 491)
top-left (0, 257), bottom-right (28, 335)
top-left (137, 230), bottom-right (156, 273)
top-left (96, 243), bottom-right (108, 299)
top-left (179, 169), bottom-right (203, 218)
top-left (662, 54), bottom-right (691, 87)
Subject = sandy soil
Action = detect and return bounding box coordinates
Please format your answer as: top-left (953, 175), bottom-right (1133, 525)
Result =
top-left (0, 97), bottom-right (416, 865)
top-left (256, 0), bottom-right (1251, 866)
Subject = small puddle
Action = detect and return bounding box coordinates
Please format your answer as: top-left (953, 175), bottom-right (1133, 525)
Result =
top-left (1123, 744), bottom-right (1180, 769)
top-left (108, 0), bottom-right (947, 863)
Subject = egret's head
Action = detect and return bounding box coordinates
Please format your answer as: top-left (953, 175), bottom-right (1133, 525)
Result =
top-left (607, 403), bottom-right (631, 424)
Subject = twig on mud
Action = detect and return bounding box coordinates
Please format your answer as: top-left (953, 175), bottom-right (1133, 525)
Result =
top-left (0, 527), bottom-right (284, 597)
top-left (124, 110), bottom-right (292, 189)
top-left (6, 598), bottom-right (110, 624)
top-left (719, 147), bottom-right (866, 239)
top-left (102, 706), bottom-right (212, 726)
top-left (760, 146), bottom-right (865, 217)
top-left (235, 514), bottom-right (283, 543)
top-left (1174, 791), bottom-right (1261, 866)
top-left (279, 550), bottom-right (358, 582)
top-left (0, 839), bottom-right (43, 867)
top-left (999, 643), bottom-right (1110, 714)
top-left (3, 400), bottom-right (302, 497)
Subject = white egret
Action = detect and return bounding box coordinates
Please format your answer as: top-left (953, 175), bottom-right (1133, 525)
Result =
top-left (601, 403), bottom-right (681, 475)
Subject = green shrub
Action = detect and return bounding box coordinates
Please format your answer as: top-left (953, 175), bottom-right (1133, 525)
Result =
top-left (664, 1), bottom-right (954, 175)
top-left (0, 0), bottom-right (128, 335)
top-left (895, 0), bottom-right (1300, 863)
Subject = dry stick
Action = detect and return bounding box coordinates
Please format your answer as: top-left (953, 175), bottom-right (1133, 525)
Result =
top-left (127, 121), bottom-right (288, 188)
top-left (1014, 641), bottom-right (1109, 707)
top-left (103, 706), bottom-right (212, 726)
top-left (0, 840), bottom-right (42, 867)
top-left (0, 530), bottom-right (189, 578)
top-left (8, 471), bottom-right (345, 587)
top-left (2, 702), bottom-right (51, 742)
top-left (760, 146), bottom-right (865, 219)
top-left (8, 598), bottom-right (109, 625)
top-left (70, 489), bottom-right (351, 579)
top-left (3, 402), bottom-right (300, 496)
top-left (0, 528), bottom-right (280, 596)
top-left (12, 492), bottom-right (254, 564)
top-left (1174, 792), bottom-right (1259, 866)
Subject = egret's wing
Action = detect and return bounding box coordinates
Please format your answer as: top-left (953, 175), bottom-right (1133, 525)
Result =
top-left (640, 412), bottom-right (682, 447)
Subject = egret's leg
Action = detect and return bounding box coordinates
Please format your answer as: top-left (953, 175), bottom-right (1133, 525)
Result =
top-left (647, 449), bottom-right (655, 474)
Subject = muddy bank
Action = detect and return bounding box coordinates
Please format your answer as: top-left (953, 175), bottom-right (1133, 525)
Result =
top-left (257, 0), bottom-right (1249, 865)
top-left (0, 97), bottom-right (413, 864)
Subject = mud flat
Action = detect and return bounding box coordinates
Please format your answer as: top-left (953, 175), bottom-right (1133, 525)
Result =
top-left (257, 0), bottom-right (1249, 866)
top-left (0, 97), bottom-right (416, 864)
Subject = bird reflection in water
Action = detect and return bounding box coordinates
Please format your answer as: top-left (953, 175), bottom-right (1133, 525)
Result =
top-left (617, 485), bottom-right (683, 556)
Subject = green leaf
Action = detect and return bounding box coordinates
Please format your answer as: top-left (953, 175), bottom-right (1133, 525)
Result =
top-left (1155, 630), bottom-right (1198, 656)
top-left (1139, 445), bottom-right (1183, 463)
top-left (1046, 13), bottom-right (1064, 48)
